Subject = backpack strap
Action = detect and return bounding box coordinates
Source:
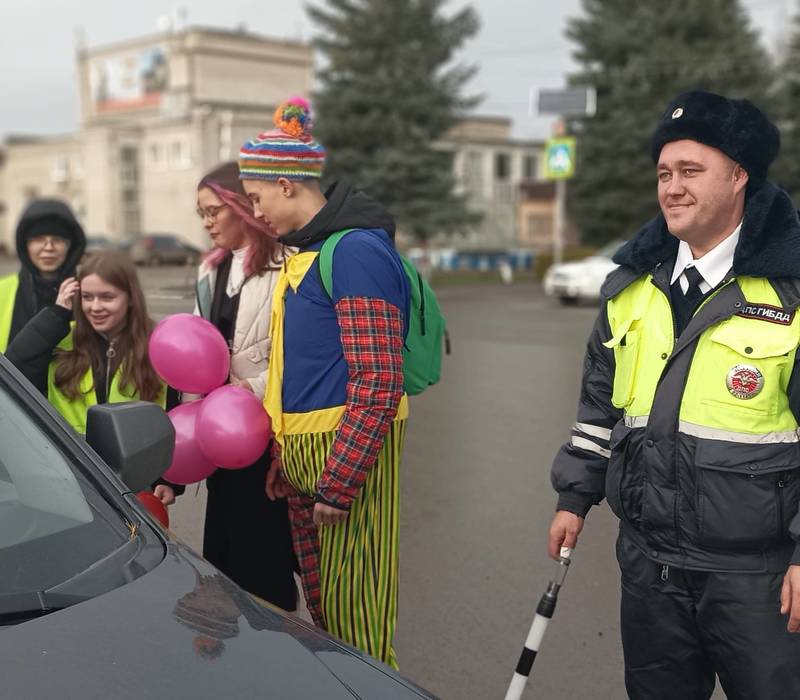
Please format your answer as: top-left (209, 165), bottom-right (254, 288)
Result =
top-left (318, 228), bottom-right (357, 299)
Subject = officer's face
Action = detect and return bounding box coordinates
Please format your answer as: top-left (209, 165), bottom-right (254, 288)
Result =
top-left (657, 140), bottom-right (748, 245)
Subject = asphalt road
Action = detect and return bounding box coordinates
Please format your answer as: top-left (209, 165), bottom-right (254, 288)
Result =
top-left (0, 257), bottom-right (727, 699)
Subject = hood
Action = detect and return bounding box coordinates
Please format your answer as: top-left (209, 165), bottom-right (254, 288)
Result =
top-left (613, 180), bottom-right (800, 279)
top-left (0, 543), bottom-right (432, 700)
top-left (279, 180), bottom-right (396, 249)
top-left (15, 198), bottom-right (87, 279)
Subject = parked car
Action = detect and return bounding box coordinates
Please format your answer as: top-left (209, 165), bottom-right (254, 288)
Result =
top-left (129, 234), bottom-right (203, 267)
top-left (543, 240), bottom-right (626, 305)
top-left (0, 354), bottom-right (435, 699)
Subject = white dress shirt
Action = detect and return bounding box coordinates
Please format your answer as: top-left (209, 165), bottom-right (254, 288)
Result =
top-left (670, 222), bottom-right (742, 293)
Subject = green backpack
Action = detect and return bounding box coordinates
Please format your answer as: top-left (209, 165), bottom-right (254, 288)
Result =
top-left (319, 229), bottom-right (448, 395)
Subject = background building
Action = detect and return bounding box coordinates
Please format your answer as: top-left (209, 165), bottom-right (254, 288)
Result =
top-left (0, 27), bottom-right (559, 253)
top-left (441, 116), bottom-right (547, 248)
top-left (0, 26), bottom-right (313, 249)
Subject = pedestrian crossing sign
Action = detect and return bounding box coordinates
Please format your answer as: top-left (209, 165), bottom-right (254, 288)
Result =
top-left (544, 137), bottom-right (576, 180)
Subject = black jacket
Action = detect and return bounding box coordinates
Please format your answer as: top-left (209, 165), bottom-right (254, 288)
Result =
top-left (8, 199), bottom-right (86, 345)
top-left (551, 180), bottom-right (800, 572)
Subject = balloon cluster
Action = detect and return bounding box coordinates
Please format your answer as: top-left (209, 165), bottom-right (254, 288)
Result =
top-left (148, 314), bottom-right (272, 484)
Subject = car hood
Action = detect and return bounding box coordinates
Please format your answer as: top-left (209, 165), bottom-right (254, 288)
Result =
top-left (0, 543), bottom-right (432, 700)
top-left (549, 256), bottom-right (618, 276)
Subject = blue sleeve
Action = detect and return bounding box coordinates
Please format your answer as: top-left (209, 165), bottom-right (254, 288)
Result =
top-left (330, 230), bottom-right (408, 313)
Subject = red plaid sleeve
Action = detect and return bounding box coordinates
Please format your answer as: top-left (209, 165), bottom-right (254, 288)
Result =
top-left (287, 490), bottom-right (325, 627)
top-left (315, 296), bottom-right (404, 510)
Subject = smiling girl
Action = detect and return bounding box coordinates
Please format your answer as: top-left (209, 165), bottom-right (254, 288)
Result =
top-left (7, 251), bottom-right (166, 437)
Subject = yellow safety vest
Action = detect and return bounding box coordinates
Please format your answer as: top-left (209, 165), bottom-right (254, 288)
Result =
top-left (0, 274), bottom-right (20, 352)
top-left (604, 275), bottom-right (800, 440)
top-left (48, 330), bottom-right (166, 434)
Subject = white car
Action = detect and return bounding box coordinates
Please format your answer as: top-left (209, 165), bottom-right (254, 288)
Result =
top-left (543, 240), bottom-right (626, 305)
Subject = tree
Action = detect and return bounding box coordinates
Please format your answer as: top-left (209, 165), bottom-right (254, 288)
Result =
top-left (771, 14), bottom-right (800, 201)
top-left (565, 0), bottom-right (775, 246)
top-left (308, 0), bottom-right (481, 241)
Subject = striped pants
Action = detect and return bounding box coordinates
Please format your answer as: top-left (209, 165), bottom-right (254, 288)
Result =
top-left (282, 420), bottom-right (406, 668)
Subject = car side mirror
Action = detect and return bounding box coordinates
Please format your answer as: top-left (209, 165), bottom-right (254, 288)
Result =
top-left (85, 402), bottom-right (175, 492)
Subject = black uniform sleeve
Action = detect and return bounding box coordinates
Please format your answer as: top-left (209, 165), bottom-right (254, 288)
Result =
top-left (6, 305), bottom-right (72, 396)
top-left (550, 302), bottom-right (622, 518)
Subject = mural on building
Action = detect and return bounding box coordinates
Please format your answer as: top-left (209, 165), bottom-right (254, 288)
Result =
top-left (90, 46), bottom-right (168, 113)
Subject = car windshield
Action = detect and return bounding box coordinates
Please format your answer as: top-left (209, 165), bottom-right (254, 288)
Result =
top-left (0, 381), bottom-right (130, 596)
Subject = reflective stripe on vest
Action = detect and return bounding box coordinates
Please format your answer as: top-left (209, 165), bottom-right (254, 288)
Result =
top-left (606, 275), bottom-right (800, 436)
top-left (48, 330), bottom-right (165, 434)
top-left (0, 274), bottom-right (20, 352)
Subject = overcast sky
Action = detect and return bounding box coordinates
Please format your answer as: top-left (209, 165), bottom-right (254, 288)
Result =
top-left (0, 0), bottom-right (794, 141)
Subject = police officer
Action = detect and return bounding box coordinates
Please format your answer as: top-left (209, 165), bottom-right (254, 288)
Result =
top-left (0, 198), bottom-right (86, 352)
top-left (548, 91), bottom-right (800, 700)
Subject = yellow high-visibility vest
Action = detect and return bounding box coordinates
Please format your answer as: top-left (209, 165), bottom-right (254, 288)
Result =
top-left (604, 275), bottom-right (800, 440)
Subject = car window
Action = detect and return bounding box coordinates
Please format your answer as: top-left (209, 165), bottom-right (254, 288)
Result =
top-left (0, 383), bottom-right (130, 595)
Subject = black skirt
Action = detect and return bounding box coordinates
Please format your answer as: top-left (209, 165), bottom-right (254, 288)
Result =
top-left (203, 448), bottom-right (297, 611)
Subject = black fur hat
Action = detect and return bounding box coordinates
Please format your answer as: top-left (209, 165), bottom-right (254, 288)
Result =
top-left (650, 90), bottom-right (780, 187)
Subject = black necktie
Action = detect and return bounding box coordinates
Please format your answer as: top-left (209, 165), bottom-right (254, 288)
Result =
top-left (683, 265), bottom-right (705, 309)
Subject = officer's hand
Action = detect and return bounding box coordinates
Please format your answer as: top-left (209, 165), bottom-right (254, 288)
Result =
top-left (548, 510), bottom-right (584, 560)
top-left (780, 565), bottom-right (800, 632)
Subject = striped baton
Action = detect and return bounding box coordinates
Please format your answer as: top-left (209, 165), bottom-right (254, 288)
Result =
top-left (504, 547), bottom-right (573, 700)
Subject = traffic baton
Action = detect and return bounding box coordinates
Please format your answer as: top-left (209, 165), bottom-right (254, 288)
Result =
top-left (504, 546), bottom-right (573, 700)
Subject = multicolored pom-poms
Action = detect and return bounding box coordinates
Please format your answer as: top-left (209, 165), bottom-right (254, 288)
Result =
top-left (273, 97), bottom-right (312, 139)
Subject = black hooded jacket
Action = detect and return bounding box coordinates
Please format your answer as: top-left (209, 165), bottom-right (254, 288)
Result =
top-left (278, 180), bottom-right (396, 250)
top-left (7, 199), bottom-right (86, 344)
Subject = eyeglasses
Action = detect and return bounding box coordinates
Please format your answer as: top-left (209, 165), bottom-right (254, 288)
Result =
top-left (28, 235), bottom-right (70, 248)
top-left (196, 204), bottom-right (229, 221)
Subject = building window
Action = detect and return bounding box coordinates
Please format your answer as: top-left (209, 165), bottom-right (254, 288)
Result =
top-left (148, 143), bottom-right (165, 171)
top-left (52, 156), bottom-right (70, 183)
top-left (523, 154), bottom-right (538, 180)
top-left (170, 139), bottom-right (192, 169)
top-left (120, 147), bottom-right (139, 187)
top-left (495, 152), bottom-right (511, 180)
top-left (462, 151), bottom-right (483, 196)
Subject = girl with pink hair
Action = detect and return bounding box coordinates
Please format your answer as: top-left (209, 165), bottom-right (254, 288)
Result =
top-left (192, 161), bottom-right (296, 611)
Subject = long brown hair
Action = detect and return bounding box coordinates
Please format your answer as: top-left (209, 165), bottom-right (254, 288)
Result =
top-left (198, 162), bottom-right (282, 274)
top-left (54, 252), bottom-right (162, 402)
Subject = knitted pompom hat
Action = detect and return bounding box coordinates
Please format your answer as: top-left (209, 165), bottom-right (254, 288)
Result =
top-left (238, 97), bottom-right (327, 181)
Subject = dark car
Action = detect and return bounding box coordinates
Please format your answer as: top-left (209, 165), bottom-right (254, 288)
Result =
top-left (129, 234), bottom-right (203, 267)
top-left (0, 355), bottom-right (435, 699)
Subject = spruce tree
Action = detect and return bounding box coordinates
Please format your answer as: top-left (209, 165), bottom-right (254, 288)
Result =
top-left (771, 14), bottom-right (800, 201)
top-left (566, 0), bottom-right (775, 245)
top-left (308, 0), bottom-right (480, 241)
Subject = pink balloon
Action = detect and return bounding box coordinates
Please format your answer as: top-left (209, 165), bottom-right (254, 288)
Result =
top-left (196, 386), bottom-right (271, 469)
top-left (162, 402), bottom-right (217, 484)
top-left (149, 314), bottom-right (230, 394)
